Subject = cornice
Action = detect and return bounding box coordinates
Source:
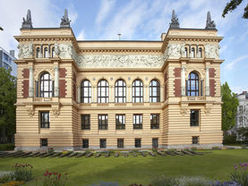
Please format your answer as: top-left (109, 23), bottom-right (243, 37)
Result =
top-left (78, 67), bottom-right (162, 72)
top-left (80, 48), bottom-right (161, 53)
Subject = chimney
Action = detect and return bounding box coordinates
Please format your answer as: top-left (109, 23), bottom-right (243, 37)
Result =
top-left (9, 50), bottom-right (15, 58)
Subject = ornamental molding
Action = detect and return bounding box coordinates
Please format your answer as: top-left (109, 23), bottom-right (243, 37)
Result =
top-left (205, 44), bottom-right (219, 59)
top-left (18, 43), bottom-right (33, 59)
top-left (34, 68), bottom-right (54, 80)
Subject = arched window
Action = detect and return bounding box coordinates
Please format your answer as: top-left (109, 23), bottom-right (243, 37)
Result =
top-left (191, 48), bottom-right (195, 58)
top-left (36, 47), bottom-right (40, 58)
top-left (115, 79), bottom-right (126, 103)
top-left (40, 72), bottom-right (53, 97)
top-left (187, 72), bottom-right (199, 96)
top-left (81, 80), bottom-right (91, 103)
top-left (149, 80), bottom-right (160, 102)
top-left (97, 79), bottom-right (109, 103)
top-left (185, 47), bottom-right (188, 57)
top-left (51, 47), bottom-right (55, 58)
top-left (44, 47), bottom-right (49, 58)
top-left (132, 79), bottom-right (143, 103)
top-left (199, 48), bottom-right (203, 58)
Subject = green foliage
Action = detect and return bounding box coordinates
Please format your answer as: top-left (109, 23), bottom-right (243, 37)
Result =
top-left (221, 82), bottom-right (239, 131)
top-left (222, 0), bottom-right (248, 19)
top-left (0, 172), bottom-right (13, 183)
top-left (237, 127), bottom-right (248, 143)
top-left (13, 163), bottom-right (33, 182)
top-left (223, 133), bottom-right (238, 145)
top-left (0, 68), bottom-right (16, 142)
top-left (0, 144), bottom-right (15, 151)
top-left (230, 162), bottom-right (248, 186)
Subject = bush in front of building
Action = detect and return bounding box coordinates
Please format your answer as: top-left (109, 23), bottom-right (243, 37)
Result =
top-left (0, 143), bottom-right (15, 151)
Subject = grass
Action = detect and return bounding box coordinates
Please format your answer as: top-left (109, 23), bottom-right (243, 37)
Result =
top-left (0, 149), bottom-right (247, 185)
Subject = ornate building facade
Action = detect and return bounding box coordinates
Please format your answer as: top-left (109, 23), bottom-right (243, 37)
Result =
top-left (15, 9), bottom-right (223, 151)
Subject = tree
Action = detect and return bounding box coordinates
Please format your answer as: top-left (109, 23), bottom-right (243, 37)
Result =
top-left (221, 82), bottom-right (239, 131)
top-left (222, 0), bottom-right (248, 19)
top-left (0, 68), bottom-right (16, 143)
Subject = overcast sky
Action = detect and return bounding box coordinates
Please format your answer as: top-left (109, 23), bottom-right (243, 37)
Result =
top-left (0, 0), bottom-right (247, 93)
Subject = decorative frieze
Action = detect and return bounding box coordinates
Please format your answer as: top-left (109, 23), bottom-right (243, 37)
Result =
top-left (18, 43), bottom-right (33, 59)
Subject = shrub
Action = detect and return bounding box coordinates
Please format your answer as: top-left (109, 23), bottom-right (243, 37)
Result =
top-left (223, 133), bottom-right (238, 145)
top-left (230, 162), bottom-right (248, 186)
top-left (13, 163), bottom-right (33, 182)
top-left (42, 170), bottom-right (68, 186)
top-left (150, 175), bottom-right (179, 186)
top-left (0, 144), bottom-right (15, 151)
top-left (0, 173), bottom-right (14, 183)
top-left (177, 176), bottom-right (212, 186)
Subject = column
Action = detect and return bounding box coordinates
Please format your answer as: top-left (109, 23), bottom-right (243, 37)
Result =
top-left (77, 87), bottom-right (80, 103)
top-left (205, 67), bottom-right (210, 96)
top-left (181, 67), bottom-right (186, 96)
top-left (54, 67), bottom-right (59, 97)
top-left (28, 66), bottom-right (33, 97)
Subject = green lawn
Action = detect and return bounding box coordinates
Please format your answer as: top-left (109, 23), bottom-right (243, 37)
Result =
top-left (0, 149), bottom-right (248, 185)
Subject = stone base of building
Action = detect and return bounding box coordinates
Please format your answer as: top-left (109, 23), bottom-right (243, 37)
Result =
top-left (15, 143), bottom-right (223, 151)
top-left (164, 143), bottom-right (223, 149)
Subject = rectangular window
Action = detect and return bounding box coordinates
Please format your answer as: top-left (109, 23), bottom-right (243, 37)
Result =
top-left (192, 136), bottom-right (199, 144)
top-left (190, 110), bottom-right (199, 126)
top-left (40, 112), bottom-right (50, 128)
top-left (150, 114), bottom-right (160, 129)
top-left (135, 138), bottom-right (141, 148)
top-left (133, 114), bottom-right (143, 129)
top-left (117, 138), bottom-right (124, 148)
top-left (81, 114), bottom-right (90, 130)
top-left (100, 139), bottom-right (106, 148)
top-left (152, 138), bottom-right (158, 148)
top-left (98, 114), bottom-right (108, 130)
top-left (116, 114), bottom-right (125, 129)
top-left (82, 139), bottom-right (89, 148)
top-left (41, 138), bottom-right (48, 147)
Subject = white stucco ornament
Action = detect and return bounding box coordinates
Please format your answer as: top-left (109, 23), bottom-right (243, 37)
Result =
top-left (164, 43), bottom-right (184, 59)
top-left (18, 43), bottom-right (33, 58)
top-left (205, 44), bottom-right (219, 59)
top-left (77, 54), bottom-right (164, 68)
top-left (54, 43), bottom-right (73, 59)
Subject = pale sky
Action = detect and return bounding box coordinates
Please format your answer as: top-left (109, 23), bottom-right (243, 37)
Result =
top-left (0, 0), bottom-right (247, 93)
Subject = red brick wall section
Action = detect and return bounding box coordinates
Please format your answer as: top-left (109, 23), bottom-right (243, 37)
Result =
top-left (22, 80), bottom-right (29, 98)
top-left (174, 68), bottom-right (181, 78)
top-left (59, 68), bottom-right (67, 78)
top-left (22, 68), bottom-right (29, 78)
top-left (174, 68), bottom-right (181, 97)
top-left (59, 80), bottom-right (67, 98)
top-left (210, 79), bottom-right (216, 97)
top-left (174, 79), bottom-right (181, 97)
top-left (209, 68), bottom-right (216, 78)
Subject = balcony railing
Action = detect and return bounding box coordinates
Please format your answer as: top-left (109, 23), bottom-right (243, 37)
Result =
top-left (133, 124), bottom-right (143, 129)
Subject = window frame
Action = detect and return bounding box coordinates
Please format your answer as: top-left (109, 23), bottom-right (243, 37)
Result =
top-left (132, 79), bottom-right (143, 103)
top-left (187, 72), bottom-right (199, 96)
top-left (81, 80), bottom-right (91, 103)
top-left (190, 109), bottom-right (200, 127)
top-left (152, 138), bottom-right (159, 148)
top-left (100, 138), bottom-right (106, 148)
top-left (82, 139), bottom-right (89, 148)
top-left (81, 114), bottom-right (90, 130)
top-left (117, 138), bottom-right (124, 148)
top-left (150, 114), bottom-right (160, 129)
top-left (40, 138), bottom-right (48, 147)
top-left (135, 138), bottom-right (141, 148)
top-left (40, 111), bottom-right (50, 128)
top-left (40, 72), bottom-right (53, 98)
top-left (115, 79), bottom-right (126, 103)
top-left (192, 136), bottom-right (199, 144)
top-left (133, 114), bottom-right (143, 129)
top-left (98, 114), bottom-right (108, 130)
top-left (116, 114), bottom-right (125, 130)
top-left (149, 80), bottom-right (160, 102)
top-left (97, 80), bottom-right (109, 103)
